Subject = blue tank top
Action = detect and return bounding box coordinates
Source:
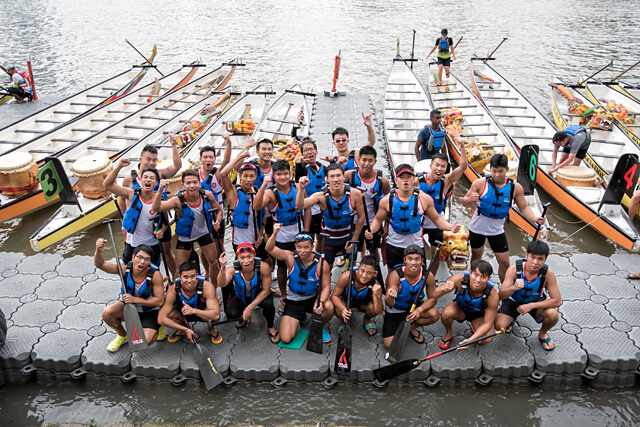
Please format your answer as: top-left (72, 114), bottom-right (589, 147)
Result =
top-left (322, 186), bottom-right (353, 231)
top-left (272, 184), bottom-right (300, 227)
top-left (390, 264), bottom-right (426, 312)
top-left (233, 258), bottom-right (262, 305)
top-left (389, 188), bottom-right (422, 234)
top-left (124, 261), bottom-right (158, 312)
top-left (341, 266), bottom-right (373, 304)
top-left (288, 252), bottom-right (321, 297)
top-left (175, 189), bottom-right (214, 238)
top-left (477, 177), bottom-right (514, 220)
top-left (232, 185), bottom-right (262, 229)
top-left (174, 276), bottom-right (206, 310)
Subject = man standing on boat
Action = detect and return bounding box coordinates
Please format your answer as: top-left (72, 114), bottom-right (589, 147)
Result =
top-left (495, 240), bottom-right (561, 351)
top-left (6, 65), bottom-right (33, 103)
top-left (463, 154), bottom-right (546, 282)
top-left (549, 127), bottom-right (591, 173)
top-left (415, 110), bottom-right (449, 161)
top-left (326, 113), bottom-right (377, 171)
top-left (366, 164), bottom-right (460, 270)
top-left (426, 29), bottom-right (456, 83)
top-left (295, 137), bottom-right (328, 249)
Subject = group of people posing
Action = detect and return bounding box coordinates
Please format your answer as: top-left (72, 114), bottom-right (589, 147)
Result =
top-left (94, 111), bottom-right (561, 356)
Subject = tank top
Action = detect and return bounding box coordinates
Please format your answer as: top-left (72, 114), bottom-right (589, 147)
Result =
top-left (387, 193), bottom-right (426, 247)
top-left (354, 169), bottom-right (382, 225)
top-left (177, 197), bottom-right (210, 242)
top-left (125, 197), bottom-right (159, 247)
top-left (469, 181), bottom-right (507, 236)
top-left (199, 168), bottom-right (223, 203)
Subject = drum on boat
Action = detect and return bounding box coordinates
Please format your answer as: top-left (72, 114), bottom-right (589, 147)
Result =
top-left (0, 152), bottom-right (39, 198)
top-left (70, 154), bottom-right (113, 199)
top-left (157, 159), bottom-right (194, 196)
top-left (555, 166), bottom-right (597, 188)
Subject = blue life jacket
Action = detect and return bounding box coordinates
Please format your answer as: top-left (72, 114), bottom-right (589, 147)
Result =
top-left (439, 37), bottom-right (449, 52)
top-left (388, 188), bottom-right (422, 234)
top-left (478, 177), bottom-right (514, 220)
top-left (122, 189), bottom-right (160, 234)
top-left (391, 264), bottom-right (426, 312)
top-left (421, 126), bottom-right (446, 153)
top-left (343, 150), bottom-right (356, 171)
top-left (511, 259), bottom-right (548, 303)
top-left (272, 183), bottom-right (300, 227)
top-left (174, 275), bottom-right (206, 310)
top-left (418, 175), bottom-right (445, 214)
top-left (131, 169), bottom-right (167, 198)
top-left (232, 185), bottom-right (262, 229)
top-left (305, 163), bottom-right (326, 195)
top-left (341, 266), bottom-right (373, 304)
top-left (563, 125), bottom-right (587, 149)
top-left (288, 252), bottom-right (321, 297)
top-left (199, 167), bottom-right (222, 202)
top-left (455, 272), bottom-right (494, 314)
top-left (175, 188), bottom-right (214, 238)
top-left (123, 261), bottom-right (158, 312)
top-left (253, 160), bottom-right (273, 189)
top-left (233, 258), bottom-right (262, 305)
top-left (322, 185), bottom-right (353, 230)
top-left (350, 168), bottom-right (384, 212)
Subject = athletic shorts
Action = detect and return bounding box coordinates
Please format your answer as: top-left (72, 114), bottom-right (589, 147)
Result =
top-left (139, 309), bottom-right (160, 330)
top-left (498, 298), bottom-right (545, 323)
top-left (437, 57), bottom-right (451, 67)
top-left (275, 240), bottom-right (296, 268)
top-left (309, 213), bottom-right (323, 235)
top-left (423, 227), bottom-right (444, 247)
top-left (265, 217), bottom-right (274, 236)
top-left (456, 310), bottom-right (485, 323)
top-left (469, 230), bottom-right (509, 253)
top-left (233, 240), bottom-right (270, 261)
top-left (386, 243), bottom-right (408, 270)
top-left (176, 233), bottom-right (215, 251)
top-left (183, 313), bottom-right (208, 323)
top-left (562, 132), bottom-right (591, 160)
top-left (382, 310), bottom-right (409, 338)
top-left (324, 235), bottom-right (350, 266)
top-left (358, 229), bottom-right (382, 250)
top-left (338, 292), bottom-right (373, 308)
top-left (122, 242), bottom-right (161, 266)
top-left (211, 219), bottom-right (226, 240)
top-left (159, 224), bottom-right (172, 243)
top-left (282, 297), bottom-right (316, 323)
top-left (7, 87), bottom-right (28, 98)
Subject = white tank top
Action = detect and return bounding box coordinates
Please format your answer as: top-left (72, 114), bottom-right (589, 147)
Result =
top-left (200, 168), bottom-right (223, 203)
top-left (178, 197), bottom-right (211, 242)
top-left (469, 181), bottom-right (506, 236)
top-left (387, 195), bottom-right (425, 247)
top-left (232, 199), bottom-right (264, 246)
top-left (125, 196), bottom-right (160, 247)
top-left (354, 170), bottom-right (383, 226)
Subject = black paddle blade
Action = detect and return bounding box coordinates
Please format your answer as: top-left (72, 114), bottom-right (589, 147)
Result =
top-left (193, 342), bottom-right (224, 390)
top-left (306, 313), bottom-right (324, 354)
top-left (123, 303), bottom-right (148, 352)
top-left (385, 319), bottom-right (410, 363)
top-left (334, 325), bottom-right (352, 376)
top-left (373, 358), bottom-right (422, 382)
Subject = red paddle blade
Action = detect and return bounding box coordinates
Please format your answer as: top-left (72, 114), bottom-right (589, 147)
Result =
top-left (373, 358), bottom-right (422, 382)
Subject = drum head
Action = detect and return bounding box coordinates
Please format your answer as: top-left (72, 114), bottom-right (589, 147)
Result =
top-left (556, 166), bottom-right (596, 180)
top-left (71, 154), bottom-right (111, 176)
top-left (157, 159), bottom-right (194, 182)
top-left (0, 152), bottom-right (35, 173)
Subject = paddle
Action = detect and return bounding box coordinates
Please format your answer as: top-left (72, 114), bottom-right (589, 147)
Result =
top-left (374, 328), bottom-right (507, 382)
top-left (487, 37), bottom-right (508, 59)
top-left (208, 207), bottom-right (224, 255)
top-left (181, 313), bottom-right (224, 390)
top-left (306, 233), bottom-right (329, 354)
top-left (357, 187), bottom-right (375, 252)
top-left (334, 241), bottom-right (359, 375)
top-left (385, 245), bottom-right (442, 363)
top-left (532, 203), bottom-right (550, 242)
top-left (516, 144), bottom-right (540, 196)
top-left (104, 219), bottom-right (149, 352)
top-left (581, 60), bottom-right (614, 84)
top-left (611, 59), bottom-right (640, 82)
top-left (598, 153), bottom-right (640, 213)
top-left (125, 39), bottom-right (164, 76)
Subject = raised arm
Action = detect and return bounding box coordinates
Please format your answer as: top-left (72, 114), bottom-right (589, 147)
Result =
top-left (253, 175), bottom-right (273, 210)
top-left (363, 113), bottom-right (376, 147)
top-left (217, 252), bottom-right (235, 289)
top-left (218, 131), bottom-right (234, 171)
top-left (423, 193), bottom-right (459, 232)
top-left (103, 158), bottom-right (134, 200)
top-left (152, 180), bottom-right (180, 213)
top-left (445, 139), bottom-right (467, 188)
top-left (265, 223), bottom-right (293, 266)
top-left (462, 178), bottom-right (483, 208)
top-left (93, 238), bottom-right (124, 275)
top-left (159, 135), bottom-right (183, 178)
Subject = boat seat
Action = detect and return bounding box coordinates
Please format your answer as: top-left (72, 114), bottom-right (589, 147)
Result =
top-left (51, 138), bottom-right (82, 143)
top-left (70, 102), bottom-right (95, 106)
top-left (86, 94), bottom-right (108, 98)
top-left (54, 110), bottom-right (81, 115)
top-left (433, 97), bottom-right (471, 101)
top-left (124, 101), bottom-right (152, 106)
top-left (71, 128), bottom-right (99, 133)
top-left (388, 139), bottom-right (418, 143)
top-left (140, 94), bottom-right (159, 98)
top-left (385, 107), bottom-right (430, 111)
top-left (478, 88), bottom-right (510, 92)
top-left (29, 149), bottom-right (56, 154)
top-left (156, 107), bottom-right (183, 112)
top-left (124, 125), bottom-right (157, 131)
top-left (460, 132), bottom-right (498, 137)
top-left (433, 104), bottom-right (476, 109)
top-left (90, 118), bottom-right (118, 123)
top-left (474, 81), bottom-right (501, 85)
top-left (481, 96), bottom-right (518, 100)
top-left (385, 98), bottom-right (428, 102)
top-left (591, 139), bottom-right (624, 145)
top-left (385, 117), bottom-right (428, 121)
top-left (511, 135), bottom-right (548, 140)
top-left (140, 115), bottom-right (171, 120)
top-left (107, 110), bottom-right (131, 114)
top-left (390, 151), bottom-right (418, 156)
top-left (431, 90), bottom-right (464, 94)
top-left (15, 129), bottom-right (44, 133)
top-left (494, 114), bottom-right (535, 119)
top-left (267, 118), bottom-right (301, 125)
top-left (35, 119), bottom-right (66, 124)
top-left (0, 140), bottom-right (20, 145)
top-left (502, 124), bottom-right (546, 129)
top-left (484, 105), bottom-right (527, 109)
top-left (388, 83), bottom-right (417, 86)
top-left (102, 87), bottom-right (121, 91)
top-left (463, 123), bottom-right (491, 127)
top-left (589, 152), bottom-right (626, 159)
top-left (387, 90), bottom-right (422, 94)
top-left (89, 146), bottom-right (120, 152)
top-left (106, 135), bottom-right (138, 140)
top-left (388, 128), bottom-right (423, 131)
top-left (434, 83), bottom-right (457, 87)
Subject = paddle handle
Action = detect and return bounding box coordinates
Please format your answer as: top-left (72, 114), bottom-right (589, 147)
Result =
top-left (103, 220), bottom-right (127, 293)
top-left (583, 60), bottom-right (613, 83)
top-left (532, 203), bottom-right (550, 242)
top-left (407, 244), bottom-right (442, 314)
top-left (424, 328), bottom-right (507, 360)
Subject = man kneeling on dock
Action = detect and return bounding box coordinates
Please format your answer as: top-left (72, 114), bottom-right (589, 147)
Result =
top-left (495, 240), bottom-right (562, 351)
top-left (158, 262), bottom-right (222, 344)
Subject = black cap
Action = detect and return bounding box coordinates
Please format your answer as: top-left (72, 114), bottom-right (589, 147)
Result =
top-left (404, 244), bottom-right (424, 258)
top-left (441, 29), bottom-right (448, 36)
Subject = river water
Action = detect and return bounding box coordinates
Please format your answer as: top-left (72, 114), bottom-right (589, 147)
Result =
top-left (1, 0), bottom-right (640, 425)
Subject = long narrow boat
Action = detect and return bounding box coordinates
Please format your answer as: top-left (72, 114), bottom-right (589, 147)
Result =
top-left (0, 62), bottom-right (235, 223)
top-left (383, 58), bottom-right (432, 178)
top-left (470, 59), bottom-right (640, 251)
top-left (251, 85), bottom-right (313, 144)
top-left (614, 81), bottom-right (640, 103)
top-left (29, 89), bottom-right (236, 252)
top-left (0, 50), bottom-right (159, 153)
top-left (426, 62), bottom-right (546, 237)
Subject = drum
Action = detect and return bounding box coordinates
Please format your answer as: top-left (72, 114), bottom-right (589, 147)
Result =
top-left (0, 152), bottom-right (39, 198)
top-left (70, 154), bottom-right (113, 199)
top-left (467, 143), bottom-right (493, 175)
top-left (157, 159), bottom-right (194, 196)
top-left (555, 166), bottom-right (597, 188)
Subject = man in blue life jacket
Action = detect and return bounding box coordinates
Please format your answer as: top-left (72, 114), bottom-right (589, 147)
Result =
top-left (119, 141), bottom-right (183, 275)
top-left (366, 164), bottom-right (460, 270)
top-left (549, 127), bottom-right (592, 173)
top-left (158, 261), bottom-right (222, 344)
top-left (296, 163), bottom-right (366, 269)
top-left (495, 240), bottom-right (561, 351)
top-left (436, 259), bottom-right (500, 350)
top-left (94, 240), bottom-right (165, 352)
top-left (383, 245), bottom-right (440, 348)
top-left (415, 110), bottom-right (449, 161)
top-left (426, 29), bottom-right (456, 83)
top-left (152, 169), bottom-right (223, 286)
top-left (463, 154), bottom-right (546, 282)
top-left (324, 113), bottom-right (377, 172)
top-left (252, 138), bottom-right (275, 190)
top-left (330, 254), bottom-right (383, 336)
top-left (217, 243), bottom-right (279, 343)
top-left (266, 224), bottom-right (334, 344)
top-left (6, 65), bottom-right (33, 103)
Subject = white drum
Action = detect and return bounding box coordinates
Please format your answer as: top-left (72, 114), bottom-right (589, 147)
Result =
top-left (0, 152), bottom-right (39, 198)
top-left (70, 154), bottom-right (113, 199)
top-left (157, 159), bottom-right (194, 196)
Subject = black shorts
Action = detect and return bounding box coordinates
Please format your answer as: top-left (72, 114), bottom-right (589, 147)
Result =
top-left (7, 87), bottom-right (28, 98)
top-left (324, 235), bottom-right (350, 266)
top-left (358, 229), bottom-right (382, 250)
top-left (122, 242), bottom-right (162, 266)
top-left (386, 243), bottom-right (409, 270)
top-left (211, 219), bottom-right (226, 240)
top-left (457, 310), bottom-right (485, 323)
top-left (233, 240), bottom-right (270, 261)
top-left (265, 217), bottom-right (274, 235)
top-left (338, 292), bottom-right (373, 308)
top-left (159, 224), bottom-right (172, 243)
top-left (139, 309), bottom-right (160, 330)
top-left (183, 313), bottom-right (207, 323)
top-left (282, 297), bottom-right (316, 323)
top-left (176, 233), bottom-right (215, 251)
top-left (498, 298), bottom-right (544, 323)
top-left (423, 227), bottom-right (444, 247)
top-left (469, 230), bottom-right (509, 253)
top-left (275, 240), bottom-right (296, 268)
top-left (382, 311), bottom-right (409, 338)
top-left (309, 213), bottom-right (323, 235)
top-left (437, 57), bottom-right (451, 67)
top-left (562, 132), bottom-right (591, 160)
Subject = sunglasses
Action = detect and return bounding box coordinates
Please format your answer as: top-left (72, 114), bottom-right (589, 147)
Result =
top-left (294, 234), bottom-right (314, 244)
top-left (134, 254), bottom-right (152, 263)
top-left (236, 246), bottom-right (255, 254)
top-left (241, 163), bottom-right (256, 170)
top-left (334, 137), bottom-right (348, 143)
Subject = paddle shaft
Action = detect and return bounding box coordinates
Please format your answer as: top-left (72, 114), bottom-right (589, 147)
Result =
top-left (306, 233), bottom-right (329, 353)
top-left (427, 328), bottom-right (507, 360)
top-left (584, 60), bottom-right (613, 83)
top-left (612, 59), bottom-right (640, 81)
top-left (104, 220), bottom-right (127, 291)
top-left (410, 30), bottom-right (416, 69)
top-left (344, 241), bottom-right (359, 323)
top-left (357, 187), bottom-right (375, 251)
top-left (0, 64), bottom-right (11, 77)
top-left (275, 103), bottom-right (294, 136)
top-left (209, 208), bottom-right (224, 255)
top-left (125, 39), bottom-right (164, 76)
top-left (532, 203), bottom-right (550, 242)
top-left (248, 191), bottom-right (259, 243)
top-left (487, 37), bottom-right (508, 59)
top-left (454, 35), bottom-right (463, 50)
top-left (406, 246), bottom-right (441, 313)
top-left (315, 233), bottom-right (329, 311)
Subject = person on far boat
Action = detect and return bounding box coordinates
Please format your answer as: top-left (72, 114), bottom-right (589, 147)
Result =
top-left (295, 137), bottom-right (328, 250)
top-left (426, 29), bottom-right (456, 82)
top-left (94, 240), bottom-right (165, 352)
top-left (6, 65), bottom-right (33, 103)
top-left (158, 261), bottom-right (222, 344)
top-left (325, 113), bottom-right (377, 172)
top-left (436, 259), bottom-right (499, 350)
top-left (495, 240), bottom-right (561, 351)
top-left (463, 154), bottom-right (545, 282)
top-left (627, 188), bottom-right (640, 280)
top-left (415, 110), bottom-right (449, 161)
top-left (217, 244), bottom-right (280, 344)
top-left (549, 126), bottom-right (592, 173)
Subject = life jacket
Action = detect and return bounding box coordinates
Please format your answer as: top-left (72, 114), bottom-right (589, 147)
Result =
top-left (388, 188), bottom-right (422, 234)
top-left (175, 188), bottom-right (214, 238)
top-left (418, 175), bottom-right (445, 214)
top-left (231, 185), bottom-right (262, 229)
top-left (253, 160), bottom-right (274, 189)
top-left (305, 163), bottom-right (326, 195)
top-left (350, 168), bottom-right (384, 212)
top-left (344, 150), bottom-right (356, 171)
top-left (199, 167), bottom-right (222, 201)
top-left (288, 251), bottom-right (321, 297)
top-left (233, 258), bottom-right (262, 305)
top-left (122, 188), bottom-right (160, 234)
top-left (563, 125), bottom-right (587, 149)
top-left (477, 176), bottom-right (514, 220)
top-left (322, 185), bottom-right (353, 231)
top-left (421, 126), bottom-right (446, 153)
top-left (174, 275), bottom-right (206, 310)
top-left (15, 71), bottom-right (32, 94)
top-left (439, 37), bottom-right (450, 52)
top-left (341, 266), bottom-right (373, 304)
top-left (131, 169), bottom-right (168, 199)
top-left (511, 259), bottom-right (548, 303)
top-left (124, 261), bottom-right (158, 312)
top-left (454, 272), bottom-right (494, 314)
top-left (391, 264), bottom-right (426, 312)
top-left (272, 183), bottom-right (300, 227)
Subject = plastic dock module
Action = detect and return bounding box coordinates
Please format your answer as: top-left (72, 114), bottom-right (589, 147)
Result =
top-left (229, 323), bottom-right (280, 381)
top-left (478, 332), bottom-right (535, 385)
top-left (425, 322), bottom-right (482, 383)
top-left (179, 321), bottom-right (236, 381)
top-left (0, 326), bottom-right (44, 384)
top-left (81, 332), bottom-right (132, 379)
top-left (31, 328), bottom-right (92, 381)
top-left (131, 338), bottom-right (187, 381)
top-left (376, 327), bottom-right (431, 383)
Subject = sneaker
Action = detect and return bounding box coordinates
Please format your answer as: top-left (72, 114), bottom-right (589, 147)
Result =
top-left (323, 329), bottom-right (331, 344)
top-left (157, 326), bottom-right (166, 341)
top-left (107, 334), bottom-right (128, 352)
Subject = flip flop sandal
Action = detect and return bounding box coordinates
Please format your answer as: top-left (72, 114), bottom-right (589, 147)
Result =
top-left (628, 273), bottom-right (640, 280)
top-left (268, 330), bottom-right (280, 344)
top-left (209, 328), bottom-right (223, 344)
top-left (364, 322), bottom-right (377, 336)
top-left (410, 331), bottom-right (425, 344)
top-left (438, 336), bottom-right (453, 350)
top-left (505, 321), bottom-right (515, 334)
top-left (539, 335), bottom-right (555, 351)
top-left (167, 331), bottom-right (185, 343)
